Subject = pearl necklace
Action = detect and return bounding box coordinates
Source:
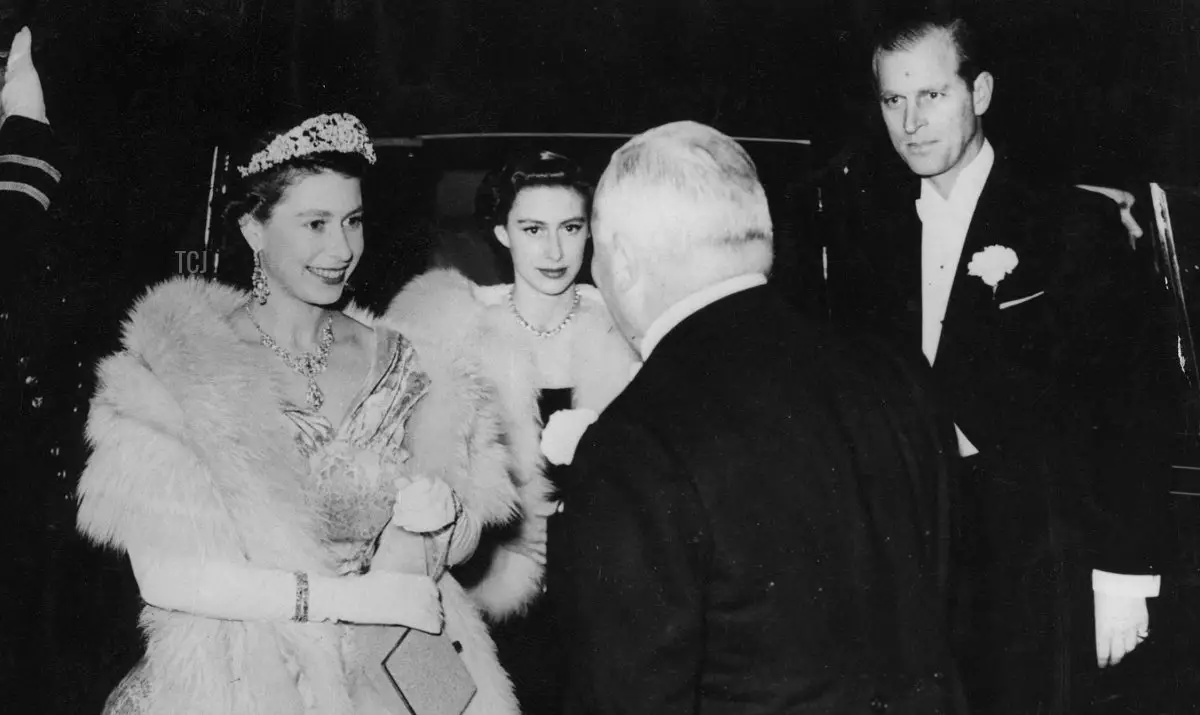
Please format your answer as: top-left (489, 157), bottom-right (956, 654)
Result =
top-left (243, 303), bottom-right (335, 411)
top-left (508, 285), bottom-right (580, 339)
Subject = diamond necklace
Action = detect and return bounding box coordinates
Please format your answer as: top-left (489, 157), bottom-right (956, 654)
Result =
top-left (243, 302), bottom-right (335, 411)
top-left (508, 285), bottom-right (581, 339)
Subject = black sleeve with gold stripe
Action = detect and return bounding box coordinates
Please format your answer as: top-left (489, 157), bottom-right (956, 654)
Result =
top-left (0, 115), bottom-right (61, 219)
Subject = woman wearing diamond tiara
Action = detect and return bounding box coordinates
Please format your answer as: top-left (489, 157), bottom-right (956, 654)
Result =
top-left (386, 149), bottom-right (639, 715)
top-left (76, 113), bottom-right (549, 714)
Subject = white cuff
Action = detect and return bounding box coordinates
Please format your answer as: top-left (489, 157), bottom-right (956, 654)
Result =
top-left (1092, 569), bottom-right (1161, 598)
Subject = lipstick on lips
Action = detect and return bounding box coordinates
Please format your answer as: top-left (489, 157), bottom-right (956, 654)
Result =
top-left (307, 265), bottom-right (349, 285)
top-left (538, 267), bottom-right (568, 280)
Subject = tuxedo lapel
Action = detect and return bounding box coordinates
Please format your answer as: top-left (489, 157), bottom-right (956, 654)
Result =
top-left (897, 193), bottom-right (924, 347)
top-left (875, 180), bottom-right (924, 351)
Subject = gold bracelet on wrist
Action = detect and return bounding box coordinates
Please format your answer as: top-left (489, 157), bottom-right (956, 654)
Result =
top-left (293, 571), bottom-right (310, 623)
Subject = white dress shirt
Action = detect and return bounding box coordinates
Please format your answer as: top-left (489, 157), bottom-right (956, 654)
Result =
top-left (639, 273), bottom-right (768, 361)
top-left (916, 140), bottom-right (994, 458)
top-left (917, 140), bottom-right (995, 366)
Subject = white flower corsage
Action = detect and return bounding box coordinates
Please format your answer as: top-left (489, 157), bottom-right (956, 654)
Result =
top-left (967, 245), bottom-right (1019, 294)
top-left (541, 408), bottom-right (599, 466)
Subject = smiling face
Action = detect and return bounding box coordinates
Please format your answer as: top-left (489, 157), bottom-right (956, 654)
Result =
top-left (494, 185), bottom-right (589, 297)
top-left (241, 169), bottom-right (364, 307)
top-left (875, 29), bottom-right (992, 195)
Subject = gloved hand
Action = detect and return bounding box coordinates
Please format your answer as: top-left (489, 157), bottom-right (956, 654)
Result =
top-left (1, 28), bottom-right (46, 124)
top-left (1095, 591), bottom-right (1149, 667)
top-left (310, 570), bottom-right (444, 633)
top-left (393, 475), bottom-right (459, 534)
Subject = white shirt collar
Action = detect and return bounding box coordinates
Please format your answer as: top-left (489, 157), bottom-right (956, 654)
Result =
top-left (917, 138), bottom-right (995, 218)
top-left (639, 273), bottom-right (768, 360)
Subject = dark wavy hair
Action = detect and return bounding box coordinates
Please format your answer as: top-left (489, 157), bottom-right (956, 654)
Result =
top-left (871, 12), bottom-right (986, 88)
top-left (216, 116), bottom-right (371, 289)
top-left (476, 150), bottom-right (593, 228)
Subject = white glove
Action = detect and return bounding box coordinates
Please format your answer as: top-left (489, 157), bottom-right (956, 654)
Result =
top-left (128, 549), bottom-right (443, 632)
top-left (1, 28), bottom-right (46, 124)
top-left (1095, 591), bottom-right (1149, 667)
top-left (310, 569), bottom-right (443, 633)
top-left (393, 476), bottom-right (458, 534)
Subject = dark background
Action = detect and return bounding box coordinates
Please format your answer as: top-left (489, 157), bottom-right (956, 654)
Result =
top-left (3, 0), bottom-right (1199, 711)
top-left (13, 0), bottom-right (1200, 289)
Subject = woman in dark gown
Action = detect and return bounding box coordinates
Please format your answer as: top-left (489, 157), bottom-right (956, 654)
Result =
top-left (489, 386), bottom-right (573, 712)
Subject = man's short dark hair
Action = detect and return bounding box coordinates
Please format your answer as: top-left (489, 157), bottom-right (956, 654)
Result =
top-left (872, 13), bottom-right (984, 87)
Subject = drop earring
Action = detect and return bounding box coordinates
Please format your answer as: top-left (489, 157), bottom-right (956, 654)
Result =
top-left (251, 250), bottom-right (270, 305)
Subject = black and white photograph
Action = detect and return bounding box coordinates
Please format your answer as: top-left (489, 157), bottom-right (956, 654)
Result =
top-left (2, 0), bottom-right (1199, 713)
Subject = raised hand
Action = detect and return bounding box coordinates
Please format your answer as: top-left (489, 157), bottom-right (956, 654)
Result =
top-left (1, 28), bottom-right (46, 124)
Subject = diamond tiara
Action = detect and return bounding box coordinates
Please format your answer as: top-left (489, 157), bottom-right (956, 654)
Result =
top-left (236, 113), bottom-right (378, 178)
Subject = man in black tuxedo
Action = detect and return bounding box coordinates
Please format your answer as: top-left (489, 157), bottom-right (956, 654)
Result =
top-left (546, 120), bottom-right (964, 715)
top-left (829, 14), bottom-right (1173, 714)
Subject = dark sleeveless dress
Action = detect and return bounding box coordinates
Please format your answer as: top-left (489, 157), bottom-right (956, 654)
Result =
top-left (489, 387), bottom-right (573, 715)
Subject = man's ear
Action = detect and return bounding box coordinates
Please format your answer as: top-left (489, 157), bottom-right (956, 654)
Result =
top-left (972, 71), bottom-right (994, 117)
top-left (609, 231), bottom-right (638, 293)
top-left (493, 225), bottom-right (512, 249)
top-left (240, 215), bottom-right (264, 253)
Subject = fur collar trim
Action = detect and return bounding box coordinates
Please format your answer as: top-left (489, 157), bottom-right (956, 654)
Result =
top-left (376, 269), bottom-right (552, 618)
top-left (79, 276), bottom-right (332, 571)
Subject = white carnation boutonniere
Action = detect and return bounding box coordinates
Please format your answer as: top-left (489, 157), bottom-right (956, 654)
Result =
top-left (967, 245), bottom-right (1020, 295)
top-left (541, 408), bottom-right (599, 466)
